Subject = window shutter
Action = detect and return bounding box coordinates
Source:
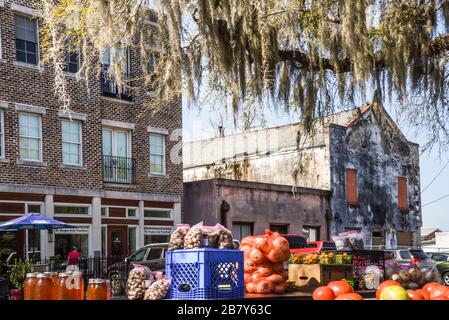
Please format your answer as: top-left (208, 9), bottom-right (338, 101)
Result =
top-left (346, 169), bottom-right (358, 205)
top-left (398, 177), bottom-right (408, 211)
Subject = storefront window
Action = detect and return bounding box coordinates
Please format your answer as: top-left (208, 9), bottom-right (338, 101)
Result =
top-left (0, 232), bottom-right (18, 261)
top-left (27, 230), bottom-right (40, 261)
top-left (144, 234), bottom-right (170, 245)
top-left (269, 224), bottom-right (289, 234)
top-left (232, 223), bottom-right (253, 240)
top-left (55, 233), bottom-right (88, 259)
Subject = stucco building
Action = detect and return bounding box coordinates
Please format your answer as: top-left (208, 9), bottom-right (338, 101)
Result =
top-left (184, 103), bottom-right (422, 248)
top-left (0, 0), bottom-right (182, 259)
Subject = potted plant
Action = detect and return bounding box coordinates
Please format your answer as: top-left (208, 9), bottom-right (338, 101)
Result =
top-left (9, 259), bottom-right (31, 300)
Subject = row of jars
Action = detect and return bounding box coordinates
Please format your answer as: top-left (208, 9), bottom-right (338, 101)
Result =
top-left (24, 272), bottom-right (111, 300)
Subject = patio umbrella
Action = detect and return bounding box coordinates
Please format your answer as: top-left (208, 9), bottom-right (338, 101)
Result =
top-left (0, 213), bottom-right (76, 260)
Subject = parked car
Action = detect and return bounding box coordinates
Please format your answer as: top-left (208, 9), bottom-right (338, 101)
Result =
top-left (427, 252), bottom-right (449, 286)
top-left (108, 243), bottom-right (168, 296)
top-left (391, 249), bottom-right (433, 264)
top-left (306, 241), bottom-right (337, 253)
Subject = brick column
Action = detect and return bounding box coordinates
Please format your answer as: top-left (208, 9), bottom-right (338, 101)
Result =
top-left (91, 197), bottom-right (102, 257)
top-left (138, 200), bottom-right (145, 248)
top-left (43, 194), bottom-right (54, 259)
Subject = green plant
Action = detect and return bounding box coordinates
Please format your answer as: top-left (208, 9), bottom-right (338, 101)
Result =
top-left (9, 259), bottom-right (32, 290)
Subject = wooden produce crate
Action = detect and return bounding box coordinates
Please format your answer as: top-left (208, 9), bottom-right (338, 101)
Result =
top-left (288, 264), bottom-right (353, 288)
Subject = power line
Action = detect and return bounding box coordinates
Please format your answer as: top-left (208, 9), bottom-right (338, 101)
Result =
top-left (422, 193), bottom-right (449, 207)
top-left (421, 160), bottom-right (449, 194)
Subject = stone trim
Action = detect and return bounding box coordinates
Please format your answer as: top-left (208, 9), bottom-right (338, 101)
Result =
top-left (58, 110), bottom-right (87, 122)
top-left (10, 2), bottom-right (42, 17)
top-left (147, 126), bottom-right (169, 135)
top-left (15, 103), bottom-right (46, 115)
top-left (0, 1), bottom-right (4, 8)
top-left (13, 61), bottom-right (42, 71)
top-left (0, 183), bottom-right (182, 203)
top-left (101, 119), bottom-right (135, 130)
top-left (0, 101), bottom-right (8, 109)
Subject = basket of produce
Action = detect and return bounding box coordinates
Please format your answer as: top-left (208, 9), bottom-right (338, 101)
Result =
top-left (384, 259), bottom-right (443, 290)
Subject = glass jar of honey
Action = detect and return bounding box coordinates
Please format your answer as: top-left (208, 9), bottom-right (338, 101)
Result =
top-left (44, 272), bottom-right (58, 300)
top-left (24, 273), bottom-right (37, 300)
top-left (91, 279), bottom-right (107, 300)
top-left (57, 273), bottom-right (73, 300)
top-left (72, 271), bottom-right (84, 300)
top-left (35, 273), bottom-right (52, 300)
top-left (86, 279), bottom-right (96, 300)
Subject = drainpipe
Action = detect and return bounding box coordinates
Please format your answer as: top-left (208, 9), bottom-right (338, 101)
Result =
top-left (220, 200), bottom-right (230, 228)
top-left (325, 210), bottom-right (332, 240)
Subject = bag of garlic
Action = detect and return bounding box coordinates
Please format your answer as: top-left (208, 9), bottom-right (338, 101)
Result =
top-left (184, 221), bottom-right (203, 249)
top-left (127, 264), bottom-right (153, 300)
top-left (143, 277), bottom-right (172, 300)
top-left (168, 224), bottom-right (190, 251)
top-left (213, 223), bottom-right (235, 249)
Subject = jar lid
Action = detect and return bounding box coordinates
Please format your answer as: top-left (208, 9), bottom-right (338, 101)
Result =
top-left (88, 279), bottom-right (96, 283)
top-left (36, 273), bottom-right (49, 278)
top-left (72, 271), bottom-right (83, 276)
top-left (26, 273), bottom-right (36, 277)
top-left (58, 273), bottom-right (71, 277)
top-left (94, 279), bottom-right (105, 283)
top-left (44, 272), bottom-right (58, 276)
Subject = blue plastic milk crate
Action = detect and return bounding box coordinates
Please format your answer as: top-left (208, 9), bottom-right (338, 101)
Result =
top-left (166, 248), bottom-right (244, 300)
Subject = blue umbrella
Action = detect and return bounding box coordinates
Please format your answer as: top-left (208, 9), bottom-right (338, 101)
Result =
top-left (0, 213), bottom-right (76, 260)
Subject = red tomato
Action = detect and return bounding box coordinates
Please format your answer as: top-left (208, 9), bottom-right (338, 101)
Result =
top-left (407, 290), bottom-right (425, 300)
top-left (423, 282), bottom-right (441, 294)
top-left (430, 285), bottom-right (449, 300)
top-left (334, 293), bottom-right (364, 300)
top-left (431, 296), bottom-right (449, 300)
top-left (415, 289), bottom-right (430, 300)
top-left (312, 286), bottom-right (336, 300)
top-left (327, 281), bottom-right (354, 297)
top-left (376, 280), bottom-right (401, 300)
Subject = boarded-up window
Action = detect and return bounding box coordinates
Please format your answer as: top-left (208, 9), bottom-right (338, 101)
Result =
top-left (346, 169), bottom-right (358, 205)
top-left (397, 231), bottom-right (412, 247)
top-left (397, 177), bottom-right (408, 211)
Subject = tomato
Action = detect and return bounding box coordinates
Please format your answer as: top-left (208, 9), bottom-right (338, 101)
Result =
top-left (431, 296), bottom-right (449, 300)
top-left (312, 286), bottom-right (336, 300)
top-left (430, 285), bottom-right (449, 300)
top-left (376, 280), bottom-right (401, 300)
top-left (415, 289), bottom-right (430, 300)
top-left (423, 282), bottom-right (441, 294)
top-left (407, 290), bottom-right (425, 300)
top-left (327, 280), bottom-right (354, 297)
top-left (334, 293), bottom-right (363, 300)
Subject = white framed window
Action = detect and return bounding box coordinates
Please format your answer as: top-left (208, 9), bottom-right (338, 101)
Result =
top-left (143, 208), bottom-right (172, 220)
top-left (19, 113), bottom-right (42, 162)
top-left (127, 208), bottom-right (137, 218)
top-left (14, 14), bottom-right (39, 65)
top-left (54, 204), bottom-right (91, 216)
top-left (62, 119), bottom-right (82, 166)
top-left (101, 207), bottom-right (107, 217)
top-left (149, 134), bottom-right (165, 175)
top-left (0, 111), bottom-right (4, 159)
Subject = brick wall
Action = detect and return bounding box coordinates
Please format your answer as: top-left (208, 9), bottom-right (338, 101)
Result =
top-left (0, 0), bottom-right (182, 197)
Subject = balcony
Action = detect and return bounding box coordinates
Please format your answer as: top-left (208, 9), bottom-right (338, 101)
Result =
top-left (102, 155), bottom-right (135, 184)
top-left (100, 68), bottom-right (132, 101)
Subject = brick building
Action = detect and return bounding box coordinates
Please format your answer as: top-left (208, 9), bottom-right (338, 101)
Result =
top-left (0, 0), bottom-right (182, 259)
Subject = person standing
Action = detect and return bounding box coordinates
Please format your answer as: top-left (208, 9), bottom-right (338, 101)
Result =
top-left (66, 246), bottom-right (80, 272)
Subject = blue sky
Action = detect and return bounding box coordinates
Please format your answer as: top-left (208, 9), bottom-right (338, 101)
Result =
top-left (183, 101), bottom-right (449, 231)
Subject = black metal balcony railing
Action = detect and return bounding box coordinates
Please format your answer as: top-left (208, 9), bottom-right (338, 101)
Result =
top-left (100, 68), bottom-right (132, 101)
top-left (103, 155), bottom-right (135, 184)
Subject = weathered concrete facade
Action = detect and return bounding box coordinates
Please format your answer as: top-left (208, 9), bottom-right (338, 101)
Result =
top-left (184, 104), bottom-right (422, 248)
top-left (328, 106), bottom-right (422, 248)
top-left (184, 179), bottom-right (330, 240)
